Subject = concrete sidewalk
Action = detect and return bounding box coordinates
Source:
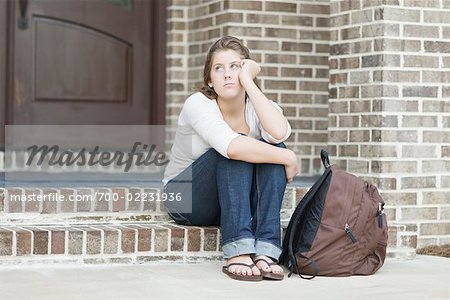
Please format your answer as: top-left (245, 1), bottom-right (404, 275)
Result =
top-left (0, 255), bottom-right (448, 300)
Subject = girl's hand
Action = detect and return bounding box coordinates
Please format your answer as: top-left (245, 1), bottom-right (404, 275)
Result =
top-left (239, 59), bottom-right (261, 84)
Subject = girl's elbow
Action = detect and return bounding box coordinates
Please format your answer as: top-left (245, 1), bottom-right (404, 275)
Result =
top-left (226, 141), bottom-right (240, 160)
top-left (270, 129), bottom-right (287, 142)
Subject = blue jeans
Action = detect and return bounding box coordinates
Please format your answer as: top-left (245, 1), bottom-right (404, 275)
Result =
top-left (164, 141), bottom-right (287, 261)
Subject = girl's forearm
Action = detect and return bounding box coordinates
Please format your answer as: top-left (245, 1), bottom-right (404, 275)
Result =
top-left (240, 77), bottom-right (289, 140)
top-left (227, 135), bottom-right (296, 166)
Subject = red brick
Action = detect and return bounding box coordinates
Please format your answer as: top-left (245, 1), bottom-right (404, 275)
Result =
top-left (154, 227), bottom-right (168, 252)
top-left (203, 228), bottom-right (219, 251)
top-left (0, 230), bottom-right (13, 256)
top-left (421, 223), bottom-right (450, 235)
top-left (33, 231), bottom-right (49, 255)
top-left (87, 230), bottom-right (101, 255)
top-left (401, 235), bottom-right (417, 248)
top-left (143, 188), bottom-right (157, 212)
top-left (267, 1), bottom-right (297, 13)
top-left (24, 189), bottom-right (40, 212)
top-left (16, 231), bottom-right (32, 256)
top-left (7, 188), bottom-right (23, 213)
top-left (169, 226), bottom-right (185, 252)
top-left (121, 229), bottom-right (136, 253)
top-left (388, 226), bottom-right (398, 247)
top-left (42, 189), bottom-right (58, 214)
top-left (94, 189), bottom-right (110, 212)
top-left (224, 0), bottom-right (262, 10)
top-left (112, 189), bottom-right (126, 212)
top-left (103, 229), bottom-right (119, 254)
top-left (60, 189), bottom-right (75, 213)
top-left (127, 188), bottom-right (142, 211)
top-left (51, 231), bottom-right (65, 254)
top-left (68, 231), bottom-right (83, 255)
top-left (76, 189), bottom-right (93, 212)
top-left (137, 228), bottom-right (152, 252)
top-left (187, 228), bottom-right (201, 252)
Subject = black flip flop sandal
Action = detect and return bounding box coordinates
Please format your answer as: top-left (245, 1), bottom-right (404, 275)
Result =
top-left (222, 263), bottom-right (263, 281)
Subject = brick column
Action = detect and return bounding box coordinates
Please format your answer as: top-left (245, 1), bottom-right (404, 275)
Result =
top-left (329, 0), bottom-right (450, 256)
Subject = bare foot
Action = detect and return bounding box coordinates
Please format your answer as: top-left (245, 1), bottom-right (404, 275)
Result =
top-left (226, 254), bottom-right (261, 277)
top-left (253, 255), bottom-right (284, 274)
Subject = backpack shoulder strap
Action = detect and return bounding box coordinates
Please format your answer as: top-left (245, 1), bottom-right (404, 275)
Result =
top-left (321, 149), bottom-right (331, 169)
top-left (282, 166), bottom-right (332, 276)
top-left (281, 149), bottom-right (332, 278)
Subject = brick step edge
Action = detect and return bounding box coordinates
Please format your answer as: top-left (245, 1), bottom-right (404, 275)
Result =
top-left (0, 222), bottom-right (223, 265)
top-left (0, 221), bottom-right (410, 266)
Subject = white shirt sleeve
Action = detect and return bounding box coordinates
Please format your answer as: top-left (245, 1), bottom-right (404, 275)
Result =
top-left (182, 93), bottom-right (240, 158)
top-left (259, 100), bottom-right (292, 144)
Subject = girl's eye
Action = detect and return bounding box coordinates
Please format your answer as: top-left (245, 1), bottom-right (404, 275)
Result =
top-left (215, 66), bottom-right (224, 72)
top-left (230, 63), bottom-right (240, 69)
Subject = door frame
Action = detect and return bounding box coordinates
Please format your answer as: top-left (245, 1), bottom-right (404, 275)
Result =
top-left (150, 0), bottom-right (167, 125)
top-left (0, 0), bottom-right (8, 148)
top-left (0, 0), bottom-right (167, 146)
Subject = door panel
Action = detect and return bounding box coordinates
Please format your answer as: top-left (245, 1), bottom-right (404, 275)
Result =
top-left (7, 0), bottom-right (165, 125)
top-left (35, 18), bottom-right (130, 102)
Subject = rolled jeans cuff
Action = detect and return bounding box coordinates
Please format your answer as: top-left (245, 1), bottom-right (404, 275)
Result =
top-left (255, 240), bottom-right (282, 262)
top-left (222, 238), bottom-right (255, 259)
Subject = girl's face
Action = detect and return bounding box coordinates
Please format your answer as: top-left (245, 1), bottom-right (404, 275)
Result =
top-left (209, 50), bottom-right (245, 101)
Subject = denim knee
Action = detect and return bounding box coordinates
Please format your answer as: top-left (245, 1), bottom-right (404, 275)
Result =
top-left (217, 157), bottom-right (254, 174)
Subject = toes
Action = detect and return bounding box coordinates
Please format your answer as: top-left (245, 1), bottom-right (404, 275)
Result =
top-left (226, 255), bottom-right (264, 277)
top-left (252, 266), bottom-right (261, 276)
top-left (254, 256), bottom-right (284, 274)
top-left (271, 265), bottom-right (283, 274)
top-left (255, 258), bottom-right (271, 271)
top-left (255, 262), bottom-right (268, 271)
top-left (259, 263), bottom-right (270, 271)
top-left (228, 265), bottom-right (236, 274)
top-left (235, 266), bottom-right (253, 276)
top-left (273, 268), bottom-right (282, 274)
top-left (235, 267), bottom-right (242, 275)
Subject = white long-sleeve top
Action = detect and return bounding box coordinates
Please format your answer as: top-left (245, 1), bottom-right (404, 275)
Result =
top-left (163, 92), bottom-right (291, 185)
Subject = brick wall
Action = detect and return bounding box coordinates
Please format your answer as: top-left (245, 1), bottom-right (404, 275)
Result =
top-left (329, 0), bottom-right (450, 253)
top-left (166, 0), bottom-right (331, 175)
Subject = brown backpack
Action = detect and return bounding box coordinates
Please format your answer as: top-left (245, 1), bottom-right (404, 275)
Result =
top-left (280, 150), bottom-right (388, 278)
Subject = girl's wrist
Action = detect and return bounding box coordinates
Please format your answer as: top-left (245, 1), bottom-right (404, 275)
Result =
top-left (283, 149), bottom-right (297, 166)
top-left (240, 75), bottom-right (255, 88)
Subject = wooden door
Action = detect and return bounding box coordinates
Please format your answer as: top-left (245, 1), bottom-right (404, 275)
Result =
top-left (5, 0), bottom-right (166, 127)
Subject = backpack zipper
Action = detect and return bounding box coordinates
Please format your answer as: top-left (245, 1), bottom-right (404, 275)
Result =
top-left (344, 223), bottom-right (357, 243)
top-left (377, 202), bottom-right (385, 228)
